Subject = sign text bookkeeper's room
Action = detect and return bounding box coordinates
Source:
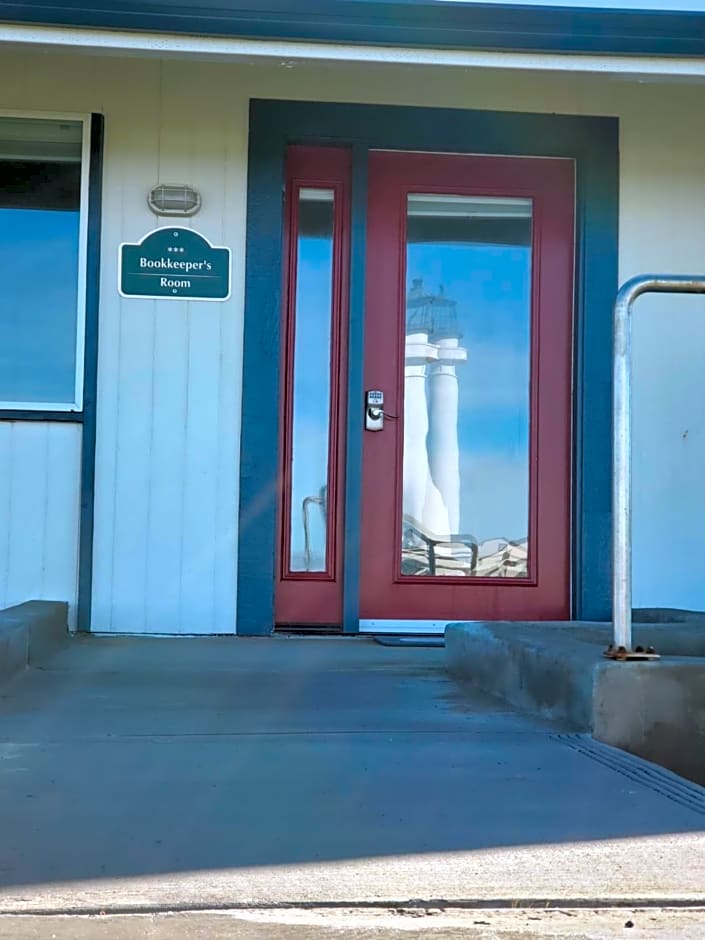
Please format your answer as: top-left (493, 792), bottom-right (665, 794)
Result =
top-left (119, 227), bottom-right (231, 301)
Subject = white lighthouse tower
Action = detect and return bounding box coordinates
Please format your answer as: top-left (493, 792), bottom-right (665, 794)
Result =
top-left (403, 279), bottom-right (467, 543)
top-left (426, 286), bottom-right (467, 535)
top-left (402, 279), bottom-right (439, 532)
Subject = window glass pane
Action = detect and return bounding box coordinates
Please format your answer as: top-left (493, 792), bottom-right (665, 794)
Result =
top-left (0, 117), bottom-right (82, 405)
top-left (402, 194), bottom-right (533, 578)
top-left (289, 188), bottom-right (335, 572)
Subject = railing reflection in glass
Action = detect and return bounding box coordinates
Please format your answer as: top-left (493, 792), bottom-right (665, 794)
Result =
top-left (401, 194), bottom-right (533, 578)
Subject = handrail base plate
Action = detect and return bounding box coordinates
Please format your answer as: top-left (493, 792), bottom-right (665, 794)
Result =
top-left (604, 645), bottom-right (661, 662)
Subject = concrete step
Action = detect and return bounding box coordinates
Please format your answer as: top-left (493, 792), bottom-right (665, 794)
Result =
top-left (446, 620), bottom-right (705, 785)
top-left (0, 601), bottom-right (69, 685)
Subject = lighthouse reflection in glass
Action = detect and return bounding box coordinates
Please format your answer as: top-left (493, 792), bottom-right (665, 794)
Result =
top-left (402, 194), bottom-right (532, 578)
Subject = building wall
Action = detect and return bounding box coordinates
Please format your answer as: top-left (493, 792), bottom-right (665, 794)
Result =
top-left (88, 65), bottom-right (246, 634)
top-left (0, 422), bottom-right (81, 625)
top-left (1, 50), bottom-right (704, 629)
top-left (1, 57), bottom-right (247, 634)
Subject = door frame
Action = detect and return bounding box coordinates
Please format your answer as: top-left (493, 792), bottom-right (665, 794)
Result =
top-left (238, 99), bottom-right (618, 636)
top-left (360, 150), bottom-right (574, 622)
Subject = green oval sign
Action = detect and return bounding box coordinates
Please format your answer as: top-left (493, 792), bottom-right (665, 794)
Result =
top-left (119, 227), bottom-right (231, 301)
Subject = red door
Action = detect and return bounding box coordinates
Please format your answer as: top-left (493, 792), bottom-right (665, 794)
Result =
top-left (359, 151), bottom-right (574, 622)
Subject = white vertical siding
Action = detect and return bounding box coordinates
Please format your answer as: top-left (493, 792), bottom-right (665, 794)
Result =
top-left (89, 61), bottom-right (246, 633)
top-left (619, 92), bottom-right (705, 610)
top-left (2, 49), bottom-right (705, 625)
top-left (0, 423), bottom-right (81, 626)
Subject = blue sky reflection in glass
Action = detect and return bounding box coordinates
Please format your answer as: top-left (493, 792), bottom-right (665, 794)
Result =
top-left (0, 208), bottom-right (79, 403)
top-left (402, 194), bottom-right (532, 576)
top-left (289, 188), bottom-right (334, 572)
top-left (0, 116), bottom-right (82, 406)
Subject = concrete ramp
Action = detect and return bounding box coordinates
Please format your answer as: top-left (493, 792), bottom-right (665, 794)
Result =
top-left (1, 635), bottom-right (705, 913)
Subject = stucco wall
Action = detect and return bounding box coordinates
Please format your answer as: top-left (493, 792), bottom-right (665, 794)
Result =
top-left (1, 49), bottom-right (704, 630)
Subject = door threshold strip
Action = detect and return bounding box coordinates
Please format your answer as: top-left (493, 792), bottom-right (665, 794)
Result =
top-left (359, 619), bottom-right (449, 635)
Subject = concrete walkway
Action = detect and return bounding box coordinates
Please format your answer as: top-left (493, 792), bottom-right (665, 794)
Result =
top-left (4, 907), bottom-right (705, 939)
top-left (1, 635), bottom-right (705, 918)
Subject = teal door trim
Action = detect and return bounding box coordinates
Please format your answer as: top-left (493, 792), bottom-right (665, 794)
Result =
top-left (238, 99), bottom-right (619, 635)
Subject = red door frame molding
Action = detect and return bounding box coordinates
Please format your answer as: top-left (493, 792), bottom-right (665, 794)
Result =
top-left (275, 145), bottom-right (351, 626)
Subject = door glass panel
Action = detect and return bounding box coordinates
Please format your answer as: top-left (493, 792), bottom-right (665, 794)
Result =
top-left (402, 194), bottom-right (533, 578)
top-left (289, 188), bottom-right (335, 572)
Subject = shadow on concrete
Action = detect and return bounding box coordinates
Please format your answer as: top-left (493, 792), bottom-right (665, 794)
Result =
top-left (0, 636), bottom-right (704, 907)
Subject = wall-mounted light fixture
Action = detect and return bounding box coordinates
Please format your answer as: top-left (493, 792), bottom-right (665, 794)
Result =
top-left (148, 184), bottom-right (201, 217)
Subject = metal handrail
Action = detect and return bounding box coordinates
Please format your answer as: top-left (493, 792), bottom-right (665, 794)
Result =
top-left (613, 275), bottom-right (705, 653)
